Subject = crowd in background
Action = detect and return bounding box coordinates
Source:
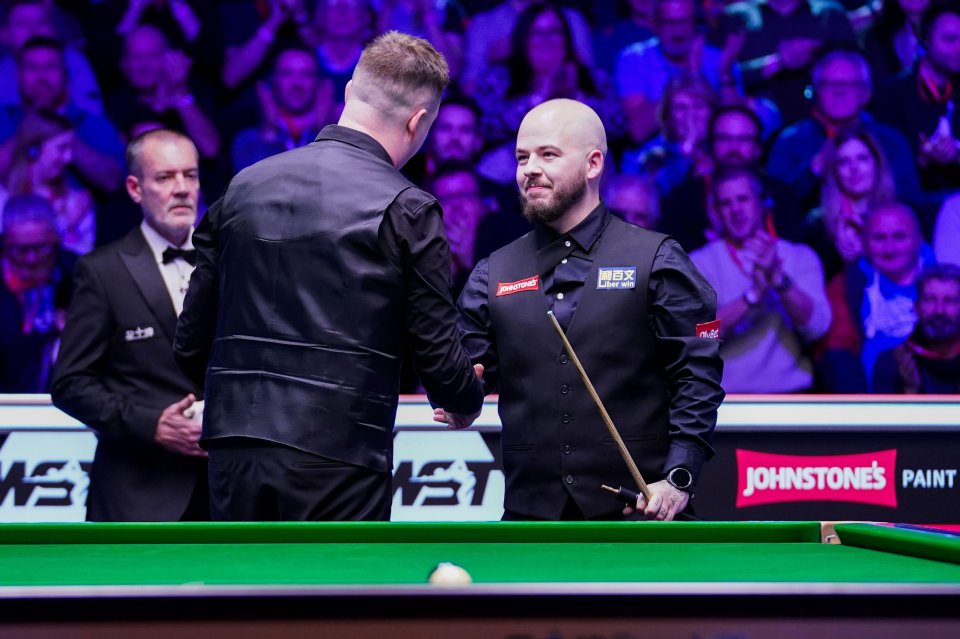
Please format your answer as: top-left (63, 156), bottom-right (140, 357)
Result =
top-left (1, 0), bottom-right (958, 396)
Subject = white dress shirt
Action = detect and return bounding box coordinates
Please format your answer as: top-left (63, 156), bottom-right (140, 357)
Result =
top-left (139, 221), bottom-right (195, 317)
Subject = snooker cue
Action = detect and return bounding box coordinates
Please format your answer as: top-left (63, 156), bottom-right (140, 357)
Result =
top-left (547, 310), bottom-right (653, 502)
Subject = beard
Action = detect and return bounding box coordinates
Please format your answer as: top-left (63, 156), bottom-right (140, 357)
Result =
top-left (520, 168), bottom-right (588, 225)
top-left (920, 314), bottom-right (960, 342)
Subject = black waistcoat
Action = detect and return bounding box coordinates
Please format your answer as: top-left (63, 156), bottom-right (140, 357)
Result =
top-left (203, 134), bottom-right (416, 471)
top-left (488, 215), bottom-right (670, 519)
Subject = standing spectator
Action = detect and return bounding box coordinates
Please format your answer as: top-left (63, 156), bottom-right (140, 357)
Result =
top-left (934, 192), bottom-right (960, 266)
top-left (603, 172), bottom-right (660, 230)
top-left (232, 45), bottom-right (333, 173)
top-left (108, 24), bottom-right (220, 161)
top-left (52, 129), bottom-right (208, 522)
top-left (818, 202), bottom-right (936, 391)
top-left (461, 0), bottom-right (594, 95)
top-left (0, 194), bottom-right (74, 392)
top-left (805, 126), bottom-right (897, 280)
top-left (660, 102), bottom-right (807, 252)
top-left (725, 0), bottom-right (856, 125)
top-left (874, 1), bottom-right (960, 201)
top-left (475, 2), bottom-right (624, 152)
top-left (616, 0), bottom-right (742, 145)
top-left (874, 264), bottom-right (960, 393)
top-left (766, 49), bottom-right (923, 213)
top-left (0, 111), bottom-right (96, 255)
top-left (0, 0), bottom-right (103, 114)
top-left (621, 73), bottom-right (716, 196)
top-left (691, 167), bottom-right (831, 393)
top-left (0, 37), bottom-right (124, 195)
top-left (860, 0), bottom-right (930, 88)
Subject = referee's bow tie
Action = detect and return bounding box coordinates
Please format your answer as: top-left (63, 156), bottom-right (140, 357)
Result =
top-left (162, 247), bottom-right (197, 266)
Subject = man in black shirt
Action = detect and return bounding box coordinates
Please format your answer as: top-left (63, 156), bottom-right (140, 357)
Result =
top-left (175, 32), bottom-right (485, 522)
top-left (437, 99), bottom-right (724, 521)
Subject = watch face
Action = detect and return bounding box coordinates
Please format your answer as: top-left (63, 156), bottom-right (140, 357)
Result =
top-left (669, 467), bottom-right (693, 490)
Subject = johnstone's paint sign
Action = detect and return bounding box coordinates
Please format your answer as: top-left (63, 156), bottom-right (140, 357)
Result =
top-left (736, 449), bottom-right (898, 508)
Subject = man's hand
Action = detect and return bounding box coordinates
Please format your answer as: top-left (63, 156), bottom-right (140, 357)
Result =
top-left (893, 344), bottom-right (921, 394)
top-left (432, 364), bottom-right (484, 430)
top-left (623, 480), bottom-right (689, 521)
top-left (155, 394), bottom-right (207, 457)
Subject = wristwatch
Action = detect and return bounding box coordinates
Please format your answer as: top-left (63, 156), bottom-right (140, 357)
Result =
top-left (666, 467), bottom-right (694, 492)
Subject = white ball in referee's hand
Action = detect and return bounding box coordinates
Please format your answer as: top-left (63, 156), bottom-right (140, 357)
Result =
top-left (428, 562), bottom-right (473, 586)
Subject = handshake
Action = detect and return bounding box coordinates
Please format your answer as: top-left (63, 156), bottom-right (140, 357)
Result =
top-left (432, 364), bottom-right (484, 430)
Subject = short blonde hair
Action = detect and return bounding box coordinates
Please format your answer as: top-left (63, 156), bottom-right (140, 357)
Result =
top-left (351, 31), bottom-right (449, 118)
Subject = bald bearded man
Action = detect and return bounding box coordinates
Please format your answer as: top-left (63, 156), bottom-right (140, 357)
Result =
top-left (436, 99), bottom-right (725, 521)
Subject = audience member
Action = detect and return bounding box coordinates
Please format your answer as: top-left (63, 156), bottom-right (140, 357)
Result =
top-left (475, 3), bottom-right (623, 152)
top-left (52, 129), bottom-right (208, 522)
top-left (0, 37), bottom-right (124, 194)
top-left (874, 0), bottom-right (960, 200)
top-left (616, 0), bottom-right (741, 145)
top-left (817, 202), bottom-right (936, 391)
top-left (108, 24), bottom-right (220, 161)
top-left (725, 0), bottom-right (856, 125)
top-left (873, 263), bottom-right (960, 393)
top-left (766, 49), bottom-right (922, 213)
top-left (603, 171), bottom-right (660, 229)
top-left (691, 167), bottom-right (831, 393)
top-left (934, 192), bottom-right (960, 266)
top-left (461, 0), bottom-right (594, 95)
top-left (592, 0), bottom-right (656, 75)
top-left (0, 111), bottom-right (96, 255)
top-left (660, 102), bottom-right (807, 252)
top-left (805, 126), bottom-right (896, 280)
top-left (860, 0), bottom-right (929, 87)
top-left (621, 73), bottom-right (716, 195)
top-left (429, 161), bottom-right (488, 298)
top-left (310, 0), bottom-right (375, 122)
top-left (0, 194), bottom-right (74, 392)
top-left (232, 45), bottom-right (333, 173)
top-left (0, 0), bottom-right (103, 114)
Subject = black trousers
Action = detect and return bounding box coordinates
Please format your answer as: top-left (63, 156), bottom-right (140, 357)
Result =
top-left (206, 438), bottom-right (391, 521)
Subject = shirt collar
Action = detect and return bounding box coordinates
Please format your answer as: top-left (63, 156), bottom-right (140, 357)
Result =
top-left (314, 124), bottom-right (394, 166)
top-left (534, 201), bottom-right (610, 252)
top-left (140, 220), bottom-right (194, 265)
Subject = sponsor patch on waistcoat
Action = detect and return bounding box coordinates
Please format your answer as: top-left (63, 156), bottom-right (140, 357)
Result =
top-left (496, 275), bottom-right (540, 296)
top-left (695, 319), bottom-right (721, 339)
top-left (596, 266), bottom-right (636, 289)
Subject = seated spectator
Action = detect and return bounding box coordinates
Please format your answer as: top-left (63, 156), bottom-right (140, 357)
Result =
top-left (874, 1), bottom-right (960, 201)
top-left (860, 0), bottom-right (929, 88)
top-left (660, 102), bottom-right (806, 252)
top-left (621, 73), bottom-right (716, 196)
top-left (874, 264), bottom-right (960, 393)
top-left (406, 95), bottom-right (528, 257)
top-left (0, 36), bottom-right (124, 194)
top-left (429, 162), bottom-right (489, 298)
top-left (475, 2), bottom-right (623, 153)
top-left (310, 0), bottom-right (375, 122)
top-left (818, 202), bottom-right (936, 392)
top-left (592, 0), bottom-right (656, 75)
top-left (603, 172), bottom-right (660, 230)
top-left (616, 0), bottom-right (741, 145)
top-left (232, 45), bottom-right (333, 173)
top-left (934, 192), bottom-right (960, 266)
top-left (461, 0), bottom-right (594, 95)
top-left (107, 24), bottom-right (220, 161)
top-left (766, 48), bottom-right (923, 213)
top-left (724, 0), bottom-right (856, 125)
top-left (690, 167), bottom-right (831, 393)
top-left (805, 126), bottom-right (896, 280)
top-left (0, 0), bottom-right (103, 114)
top-left (0, 111), bottom-right (95, 255)
top-left (0, 194), bottom-right (75, 392)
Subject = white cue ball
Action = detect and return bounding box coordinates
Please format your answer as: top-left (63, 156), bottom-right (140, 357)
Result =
top-left (428, 562), bottom-right (473, 586)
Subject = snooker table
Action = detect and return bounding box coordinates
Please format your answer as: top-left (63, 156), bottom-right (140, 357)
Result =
top-left (1, 521), bottom-right (959, 638)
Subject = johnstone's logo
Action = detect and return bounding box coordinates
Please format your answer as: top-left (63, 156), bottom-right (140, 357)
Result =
top-left (736, 449), bottom-right (897, 508)
top-left (496, 275), bottom-right (539, 297)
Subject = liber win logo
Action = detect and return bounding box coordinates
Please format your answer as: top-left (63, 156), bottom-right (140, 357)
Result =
top-left (736, 449), bottom-right (897, 508)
